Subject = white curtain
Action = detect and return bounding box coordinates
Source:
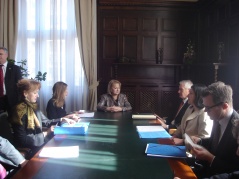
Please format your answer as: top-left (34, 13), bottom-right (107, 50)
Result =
top-left (0, 0), bottom-right (18, 58)
top-left (15, 0), bottom-right (88, 114)
top-left (74, 0), bottom-right (98, 111)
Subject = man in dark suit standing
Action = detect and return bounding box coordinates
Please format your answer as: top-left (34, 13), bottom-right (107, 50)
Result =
top-left (0, 47), bottom-right (22, 113)
top-left (191, 81), bottom-right (239, 178)
top-left (157, 80), bottom-right (193, 130)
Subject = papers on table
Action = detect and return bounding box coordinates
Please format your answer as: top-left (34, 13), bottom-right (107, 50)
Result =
top-left (136, 126), bottom-right (171, 138)
top-left (184, 133), bottom-right (202, 149)
top-left (132, 114), bottom-right (156, 119)
top-left (39, 146), bottom-right (79, 158)
top-left (78, 112), bottom-right (94, 118)
top-left (145, 143), bottom-right (187, 158)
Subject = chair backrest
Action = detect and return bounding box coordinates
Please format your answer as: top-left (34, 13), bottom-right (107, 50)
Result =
top-left (0, 112), bottom-right (14, 145)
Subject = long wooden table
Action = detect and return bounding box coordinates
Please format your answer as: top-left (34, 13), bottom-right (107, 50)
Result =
top-left (12, 112), bottom-right (196, 179)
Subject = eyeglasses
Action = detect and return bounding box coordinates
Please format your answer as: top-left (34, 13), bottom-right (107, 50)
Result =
top-left (204, 102), bottom-right (223, 112)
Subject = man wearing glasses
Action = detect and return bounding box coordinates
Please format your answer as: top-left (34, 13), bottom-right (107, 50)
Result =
top-left (190, 81), bottom-right (239, 178)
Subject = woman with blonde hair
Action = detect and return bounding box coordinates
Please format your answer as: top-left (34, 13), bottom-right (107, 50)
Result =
top-left (46, 81), bottom-right (79, 120)
top-left (97, 79), bottom-right (132, 112)
top-left (9, 79), bottom-right (75, 156)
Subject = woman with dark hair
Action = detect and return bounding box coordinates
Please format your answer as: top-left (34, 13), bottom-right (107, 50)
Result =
top-left (46, 81), bottom-right (79, 120)
top-left (9, 79), bottom-right (75, 155)
top-left (97, 79), bottom-right (132, 112)
top-left (172, 84), bottom-right (213, 145)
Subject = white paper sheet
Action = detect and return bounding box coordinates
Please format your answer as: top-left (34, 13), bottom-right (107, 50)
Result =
top-left (78, 112), bottom-right (94, 118)
top-left (39, 146), bottom-right (79, 158)
top-left (185, 133), bottom-right (202, 149)
top-left (136, 126), bottom-right (166, 132)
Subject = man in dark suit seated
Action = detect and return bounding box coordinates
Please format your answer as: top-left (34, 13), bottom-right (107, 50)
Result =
top-left (157, 80), bottom-right (193, 131)
top-left (0, 47), bottom-right (22, 114)
top-left (190, 81), bottom-right (239, 178)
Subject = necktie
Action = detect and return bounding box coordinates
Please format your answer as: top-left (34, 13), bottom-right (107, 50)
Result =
top-left (211, 122), bottom-right (221, 153)
top-left (0, 65), bottom-right (4, 97)
top-left (171, 101), bottom-right (184, 125)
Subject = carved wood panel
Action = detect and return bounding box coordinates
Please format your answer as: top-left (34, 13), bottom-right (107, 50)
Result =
top-left (160, 86), bottom-right (180, 117)
top-left (139, 90), bottom-right (159, 113)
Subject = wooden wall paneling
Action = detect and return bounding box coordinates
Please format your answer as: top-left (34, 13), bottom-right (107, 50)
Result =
top-left (142, 35), bottom-right (158, 63)
top-left (98, 3), bottom-right (199, 114)
top-left (229, 0), bottom-right (239, 17)
top-left (121, 85), bottom-right (137, 112)
top-left (103, 34), bottom-right (118, 60)
top-left (112, 63), bottom-right (181, 84)
top-left (123, 35), bottom-right (138, 62)
top-left (197, 0), bottom-right (239, 111)
top-left (139, 85), bottom-right (160, 113)
top-left (160, 84), bottom-right (180, 117)
top-left (228, 24), bottom-right (239, 62)
top-left (140, 17), bottom-right (159, 64)
top-left (98, 0), bottom-right (200, 7)
top-left (161, 18), bottom-right (179, 64)
top-left (161, 35), bottom-right (178, 64)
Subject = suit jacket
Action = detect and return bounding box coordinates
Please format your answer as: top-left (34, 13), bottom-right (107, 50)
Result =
top-left (0, 137), bottom-right (25, 167)
top-left (174, 106), bottom-right (212, 139)
top-left (167, 100), bottom-right (190, 129)
top-left (97, 93), bottom-right (132, 112)
top-left (5, 62), bottom-right (22, 109)
top-left (200, 110), bottom-right (239, 177)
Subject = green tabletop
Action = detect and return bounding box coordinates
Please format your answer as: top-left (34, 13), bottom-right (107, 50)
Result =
top-left (34, 111), bottom-right (173, 179)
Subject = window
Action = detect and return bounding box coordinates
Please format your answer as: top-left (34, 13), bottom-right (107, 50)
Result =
top-left (16, 0), bottom-right (86, 113)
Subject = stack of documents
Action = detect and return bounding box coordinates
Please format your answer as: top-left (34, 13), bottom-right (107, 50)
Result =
top-left (132, 114), bottom-right (156, 119)
top-left (145, 143), bottom-right (186, 158)
top-left (136, 126), bottom-right (171, 138)
top-left (39, 146), bottom-right (79, 158)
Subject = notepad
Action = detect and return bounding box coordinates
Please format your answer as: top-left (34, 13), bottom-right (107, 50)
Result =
top-left (136, 126), bottom-right (171, 138)
top-left (145, 143), bottom-right (187, 158)
top-left (39, 146), bottom-right (79, 158)
top-left (132, 114), bottom-right (156, 119)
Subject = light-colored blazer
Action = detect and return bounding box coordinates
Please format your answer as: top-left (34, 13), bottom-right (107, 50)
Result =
top-left (174, 106), bottom-right (212, 139)
top-left (0, 136), bottom-right (25, 167)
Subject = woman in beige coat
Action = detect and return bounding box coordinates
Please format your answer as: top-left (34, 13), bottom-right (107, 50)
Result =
top-left (173, 84), bottom-right (212, 145)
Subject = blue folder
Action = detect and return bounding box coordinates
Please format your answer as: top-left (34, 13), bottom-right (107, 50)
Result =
top-left (145, 143), bottom-right (187, 158)
top-left (138, 131), bottom-right (171, 138)
top-left (54, 122), bottom-right (90, 135)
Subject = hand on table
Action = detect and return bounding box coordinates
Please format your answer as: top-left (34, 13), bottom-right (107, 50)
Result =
top-left (171, 137), bottom-right (184, 145)
top-left (43, 126), bottom-right (54, 137)
top-left (155, 116), bottom-right (167, 129)
top-left (62, 117), bottom-right (77, 124)
top-left (65, 114), bottom-right (80, 122)
top-left (106, 106), bottom-right (123, 112)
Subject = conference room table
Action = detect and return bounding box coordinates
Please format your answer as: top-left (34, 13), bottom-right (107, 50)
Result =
top-left (12, 111), bottom-right (196, 179)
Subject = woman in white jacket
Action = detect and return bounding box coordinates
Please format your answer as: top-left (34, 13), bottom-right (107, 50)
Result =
top-left (173, 84), bottom-right (212, 145)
